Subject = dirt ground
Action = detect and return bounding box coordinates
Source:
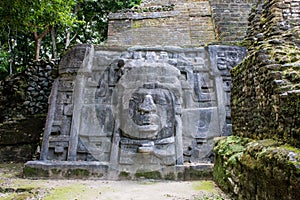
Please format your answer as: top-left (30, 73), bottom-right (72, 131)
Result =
top-left (0, 163), bottom-right (231, 200)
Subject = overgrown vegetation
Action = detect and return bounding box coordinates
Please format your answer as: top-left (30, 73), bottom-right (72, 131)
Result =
top-left (213, 136), bottom-right (251, 192)
top-left (0, 0), bottom-right (141, 79)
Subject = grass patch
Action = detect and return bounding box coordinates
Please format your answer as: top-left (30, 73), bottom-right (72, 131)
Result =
top-left (43, 183), bottom-right (90, 200)
top-left (192, 181), bottom-right (215, 192)
top-left (0, 192), bottom-right (36, 200)
top-left (0, 162), bottom-right (24, 178)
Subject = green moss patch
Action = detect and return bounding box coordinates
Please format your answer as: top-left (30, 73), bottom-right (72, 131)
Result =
top-left (214, 136), bottom-right (300, 198)
top-left (64, 168), bottom-right (90, 178)
top-left (184, 168), bottom-right (213, 181)
top-left (213, 136), bottom-right (250, 192)
top-left (214, 136), bottom-right (251, 161)
top-left (164, 172), bottom-right (176, 180)
top-left (192, 181), bottom-right (215, 192)
top-left (23, 166), bottom-right (49, 178)
top-left (119, 171), bottom-right (131, 180)
top-left (43, 183), bottom-right (92, 200)
top-left (135, 170), bottom-right (161, 179)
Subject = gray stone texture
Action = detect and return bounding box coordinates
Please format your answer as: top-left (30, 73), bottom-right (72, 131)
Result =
top-left (209, 0), bottom-right (257, 42)
top-left (0, 61), bottom-right (55, 118)
top-left (0, 61), bottom-right (55, 162)
top-left (0, 0), bottom-right (257, 163)
top-left (107, 0), bottom-right (259, 46)
top-left (107, 0), bottom-right (216, 46)
top-left (38, 44), bottom-right (246, 178)
top-left (231, 0), bottom-right (300, 146)
top-left (23, 0), bottom-right (253, 178)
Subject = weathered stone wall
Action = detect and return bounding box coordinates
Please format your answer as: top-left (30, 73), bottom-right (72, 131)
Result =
top-left (209, 0), bottom-right (257, 42)
top-left (107, 0), bottom-right (259, 46)
top-left (140, 0), bottom-right (177, 7)
top-left (231, 0), bottom-right (300, 146)
top-left (27, 44), bottom-right (246, 179)
top-left (107, 0), bottom-right (216, 46)
top-left (0, 61), bottom-right (55, 119)
top-left (214, 0), bottom-right (300, 199)
top-left (0, 61), bottom-right (56, 162)
top-left (0, 116), bottom-right (46, 162)
top-left (214, 136), bottom-right (300, 200)
top-left (40, 44), bottom-right (93, 162)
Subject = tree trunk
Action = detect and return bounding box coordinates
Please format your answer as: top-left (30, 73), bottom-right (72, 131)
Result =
top-left (65, 28), bottom-right (71, 50)
top-left (34, 38), bottom-right (41, 61)
top-left (64, 5), bottom-right (79, 50)
top-left (7, 26), bottom-right (13, 74)
top-left (33, 28), bottom-right (49, 61)
top-left (50, 26), bottom-right (57, 59)
top-left (65, 26), bottom-right (78, 50)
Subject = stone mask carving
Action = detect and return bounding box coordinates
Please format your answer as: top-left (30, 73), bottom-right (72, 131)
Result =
top-left (113, 63), bottom-right (182, 142)
top-left (128, 84), bottom-right (175, 139)
top-left (32, 45), bottom-right (247, 179)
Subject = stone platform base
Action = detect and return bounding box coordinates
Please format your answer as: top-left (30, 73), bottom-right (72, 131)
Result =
top-left (24, 161), bottom-right (213, 181)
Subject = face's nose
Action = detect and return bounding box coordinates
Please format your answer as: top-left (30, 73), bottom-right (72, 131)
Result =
top-left (139, 94), bottom-right (157, 114)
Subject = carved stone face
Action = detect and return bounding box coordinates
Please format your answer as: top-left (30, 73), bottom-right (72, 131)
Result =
top-left (128, 85), bottom-right (174, 139)
top-left (114, 63), bottom-right (181, 140)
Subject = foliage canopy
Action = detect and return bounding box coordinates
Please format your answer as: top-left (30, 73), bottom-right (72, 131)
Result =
top-left (0, 0), bottom-right (141, 78)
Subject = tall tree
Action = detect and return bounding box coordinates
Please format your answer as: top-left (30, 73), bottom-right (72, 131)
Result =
top-left (0, 0), bottom-right (79, 61)
top-left (0, 0), bottom-right (141, 77)
top-left (68, 0), bottom-right (142, 45)
top-left (27, 0), bottom-right (79, 60)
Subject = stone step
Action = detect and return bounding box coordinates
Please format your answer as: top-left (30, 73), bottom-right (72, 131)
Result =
top-left (24, 161), bottom-right (214, 180)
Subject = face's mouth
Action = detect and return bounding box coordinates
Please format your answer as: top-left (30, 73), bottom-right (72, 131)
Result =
top-left (137, 114), bottom-right (160, 133)
top-left (138, 124), bottom-right (159, 133)
top-left (140, 117), bottom-right (153, 125)
top-left (139, 113), bottom-right (159, 125)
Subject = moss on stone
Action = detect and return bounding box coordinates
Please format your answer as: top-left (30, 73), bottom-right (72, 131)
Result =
top-left (164, 172), bottom-right (175, 180)
top-left (213, 154), bottom-right (229, 192)
top-left (184, 168), bottom-right (212, 181)
top-left (135, 170), bottom-right (161, 179)
top-left (177, 172), bottom-right (184, 180)
top-left (214, 136), bottom-right (250, 158)
top-left (215, 136), bottom-right (300, 198)
top-left (23, 166), bottom-right (49, 178)
top-left (214, 136), bottom-right (251, 192)
top-left (64, 169), bottom-right (90, 178)
top-left (51, 168), bottom-right (61, 175)
top-left (119, 171), bottom-right (131, 180)
top-left (91, 172), bottom-right (104, 178)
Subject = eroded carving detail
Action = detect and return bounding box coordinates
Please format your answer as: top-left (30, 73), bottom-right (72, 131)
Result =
top-left (209, 45), bottom-right (247, 136)
top-left (38, 45), bottom-right (247, 177)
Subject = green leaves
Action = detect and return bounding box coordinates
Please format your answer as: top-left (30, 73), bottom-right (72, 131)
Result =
top-left (0, 0), bottom-right (141, 76)
top-left (27, 0), bottom-right (78, 30)
top-left (0, 49), bottom-right (9, 73)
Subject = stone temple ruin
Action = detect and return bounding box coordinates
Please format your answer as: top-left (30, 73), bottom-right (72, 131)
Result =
top-left (25, 0), bottom-right (250, 179)
top-left (25, 45), bottom-right (246, 179)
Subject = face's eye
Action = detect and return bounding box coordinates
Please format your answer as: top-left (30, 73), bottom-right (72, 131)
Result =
top-left (130, 96), bottom-right (140, 103)
top-left (154, 96), bottom-right (167, 105)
